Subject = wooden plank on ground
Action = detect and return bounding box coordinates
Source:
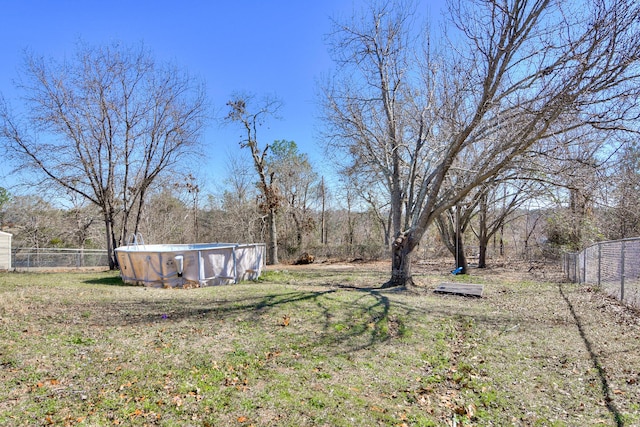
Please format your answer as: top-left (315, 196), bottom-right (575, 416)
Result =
top-left (434, 282), bottom-right (484, 297)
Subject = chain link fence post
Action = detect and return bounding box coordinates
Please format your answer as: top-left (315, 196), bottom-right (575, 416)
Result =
top-left (620, 240), bottom-right (625, 302)
top-left (597, 243), bottom-right (601, 288)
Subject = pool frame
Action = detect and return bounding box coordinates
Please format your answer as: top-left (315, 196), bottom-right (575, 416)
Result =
top-left (115, 242), bottom-right (266, 287)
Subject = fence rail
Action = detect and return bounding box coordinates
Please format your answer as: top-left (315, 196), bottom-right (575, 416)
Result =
top-left (563, 237), bottom-right (640, 310)
top-left (11, 247), bottom-right (109, 269)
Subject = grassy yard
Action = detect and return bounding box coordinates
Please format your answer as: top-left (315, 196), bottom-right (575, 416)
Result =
top-left (0, 263), bottom-right (639, 426)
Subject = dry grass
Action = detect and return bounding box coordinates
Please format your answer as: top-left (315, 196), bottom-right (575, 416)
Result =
top-left (0, 260), bottom-right (639, 426)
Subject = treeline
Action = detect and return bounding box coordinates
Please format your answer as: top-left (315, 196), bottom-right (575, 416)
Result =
top-left (3, 158), bottom-right (639, 267)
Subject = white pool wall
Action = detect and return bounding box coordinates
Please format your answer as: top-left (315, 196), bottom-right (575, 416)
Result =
top-left (115, 243), bottom-right (266, 287)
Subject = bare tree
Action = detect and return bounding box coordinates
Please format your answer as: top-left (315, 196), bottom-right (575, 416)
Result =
top-left (212, 151), bottom-right (262, 244)
top-left (321, 0), bottom-right (427, 283)
top-left (0, 41), bottom-right (208, 268)
top-left (321, 0), bottom-right (640, 286)
top-left (435, 205), bottom-right (470, 273)
top-left (226, 94), bottom-right (283, 265)
top-left (606, 139), bottom-right (640, 239)
top-left (342, 169), bottom-right (393, 248)
top-left (318, 176), bottom-right (329, 246)
top-left (3, 195), bottom-right (62, 249)
top-left (527, 124), bottom-right (615, 250)
top-left (62, 189), bottom-right (101, 249)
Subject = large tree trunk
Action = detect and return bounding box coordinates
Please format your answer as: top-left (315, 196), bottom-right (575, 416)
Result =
top-left (292, 211), bottom-right (303, 248)
top-left (454, 231), bottom-right (468, 274)
top-left (478, 237), bottom-right (488, 269)
top-left (267, 208), bottom-right (279, 265)
top-left (436, 212), bottom-right (469, 274)
top-left (104, 211), bottom-right (118, 270)
top-left (384, 232), bottom-right (414, 288)
top-left (478, 193), bottom-right (488, 268)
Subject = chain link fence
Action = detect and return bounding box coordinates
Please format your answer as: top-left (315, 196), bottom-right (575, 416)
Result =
top-left (11, 247), bottom-right (109, 269)
top-left (563, 238), bottom-right (640, 310)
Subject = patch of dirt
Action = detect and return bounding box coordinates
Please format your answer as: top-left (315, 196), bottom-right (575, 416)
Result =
top-left (273, 258), bottom-right (389, 272)
top-left (275, 257), bottom-right (565, 283)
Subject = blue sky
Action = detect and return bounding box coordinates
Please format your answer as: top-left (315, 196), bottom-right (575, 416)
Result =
top-left (0, 0), bottom-right (446, 196)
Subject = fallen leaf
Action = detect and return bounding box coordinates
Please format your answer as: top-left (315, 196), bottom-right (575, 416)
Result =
top-left (119, 381), bottom-right (132, 390)
top-left (467, 403), bottom-right (476, 417)
top-left (454, 405), bottom-right (466, 415)
top-left (237, 415), bottom-right (248, 422)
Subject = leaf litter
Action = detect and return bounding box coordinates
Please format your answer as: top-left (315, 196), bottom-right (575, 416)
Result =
top-left (0, 263), bottom-right (639, 426)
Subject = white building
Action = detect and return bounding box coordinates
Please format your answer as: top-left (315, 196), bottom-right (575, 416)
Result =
top-left (0, 231), bottom-right (12, 270)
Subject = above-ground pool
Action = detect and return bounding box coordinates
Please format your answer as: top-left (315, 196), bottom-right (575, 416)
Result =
top-left (115, 241), bottom-right (266, 287)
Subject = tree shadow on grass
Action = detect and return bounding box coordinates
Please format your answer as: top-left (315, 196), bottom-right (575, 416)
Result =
top-left (83, 276), bottom-right (130, 286)
top-left (75, 280), bottom-right (405, 356)
top-left (329, 284), bottom-right (392, 347)
top-left (89, 288), bottom-right (338, 326)
top-left (558, 283), bottom-right (624, 427)
top-left (76, 276), bottom-right (553, 360)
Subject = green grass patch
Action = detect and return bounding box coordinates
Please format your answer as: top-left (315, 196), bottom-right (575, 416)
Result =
top-left (0, 267), bottom-right (638, 426)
